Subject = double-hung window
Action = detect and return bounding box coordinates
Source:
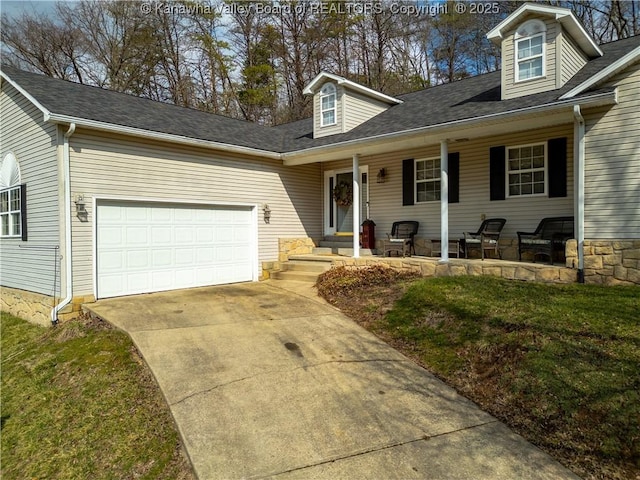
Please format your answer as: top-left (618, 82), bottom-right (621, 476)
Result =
top-left (507, 143), bottom-right (546, 196)
top-left (416, 158), bottom-right (440, 202)
top-left (0, 186), bottom-right (22, 237)
top-left (1, 153), bottom-right (26, 239)
top-left (515, 20), bottom-right (546, 81)
top-left (320, 83), bottom-right (337, 127)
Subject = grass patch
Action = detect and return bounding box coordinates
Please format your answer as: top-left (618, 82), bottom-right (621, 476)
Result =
top-left (317, 269), bottom-right (640, 480)
top-left (1, 312), bottom-right (194, 480)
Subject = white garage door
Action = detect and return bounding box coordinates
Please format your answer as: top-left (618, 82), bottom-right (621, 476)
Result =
top-left (96, 201), bottom-right (255, 298)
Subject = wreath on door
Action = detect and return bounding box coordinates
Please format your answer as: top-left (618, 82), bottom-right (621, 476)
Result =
top-left (333, 181), bottom-right (353, 207)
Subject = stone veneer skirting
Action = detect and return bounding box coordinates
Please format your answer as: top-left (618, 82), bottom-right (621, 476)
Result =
top-left (566, 239), bottom-right (640, 285)
top-left (1, 286), bottom-right (96, 326)
top-left (270, 237), bottom-right (640, 286)
top-left (277, 237), bottom-right (317, 262)
top-left (1, 287), bottom-right (55, 327)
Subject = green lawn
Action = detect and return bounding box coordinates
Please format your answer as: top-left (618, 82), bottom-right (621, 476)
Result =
top-left (0, 312), bottom-right (194, 480)
top-left (317, 268), bottom-right (640, 480)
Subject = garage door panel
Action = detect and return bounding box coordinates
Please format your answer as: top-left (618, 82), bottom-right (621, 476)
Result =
top-left (97, 202), bottom-right (254, 298)
top-left (125, 227), bottom-right (148, 245)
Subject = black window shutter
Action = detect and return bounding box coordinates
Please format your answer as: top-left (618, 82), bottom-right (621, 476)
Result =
top-left (548, 137), bottom-right (567, 198)
top-left (402, 158), bottom-right (414, 206)
top-left (490, 146), bottom-right (506, 201)
top-left (329, 176), bottom-right (334, 228)
top-left (20, 183), bottom-right (27, 241)
top-left (448, 152), bottom-right (459, 204)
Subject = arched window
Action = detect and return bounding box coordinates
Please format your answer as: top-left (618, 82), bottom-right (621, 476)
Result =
top-left (0, 152), bottom-right (26, 239)
top-left (320, 83), bottom-right (337, 127)
top-left (515, 19), bottom-right (546, 81)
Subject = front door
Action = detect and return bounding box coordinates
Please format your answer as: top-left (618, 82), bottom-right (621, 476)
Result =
top-left (324, 167), bottom-right (369, 236)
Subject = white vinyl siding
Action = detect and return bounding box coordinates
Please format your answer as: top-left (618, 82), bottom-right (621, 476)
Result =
top-left (323, 124), bottom-right (574, 244)
top-left (343, 91), bottom-right (389, 132)
top-left (68, 130), bottom-right (321, 296)
top-left (502, 18), bottom-right (557, 100)
top-left (560, 32), bottom-right (588, 86)
top-left (314, 85), bottom-right (390, 138)
top-left (583, 63), bottom-right (640, 239)
top-left (0, 83), bottom-right (60, 296)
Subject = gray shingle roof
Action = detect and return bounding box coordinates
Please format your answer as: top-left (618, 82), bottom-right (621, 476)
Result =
top-left (2, 34), bottom-right (638, 154)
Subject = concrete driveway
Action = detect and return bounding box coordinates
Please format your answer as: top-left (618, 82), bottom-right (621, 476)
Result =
top-left (86, 280), bottom-right (578, 480)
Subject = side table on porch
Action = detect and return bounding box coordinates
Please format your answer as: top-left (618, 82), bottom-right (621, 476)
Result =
top-left (430, 239), bottom-right (461, 258)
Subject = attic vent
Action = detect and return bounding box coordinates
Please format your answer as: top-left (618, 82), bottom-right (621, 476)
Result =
top-left (0, 152), bottom-right (21, 189)
top-left (515, 19), bottom-right (546, 39)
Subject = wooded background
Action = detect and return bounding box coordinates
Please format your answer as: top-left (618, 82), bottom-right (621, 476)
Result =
top-left (2, 1), bottom-right (638, 125)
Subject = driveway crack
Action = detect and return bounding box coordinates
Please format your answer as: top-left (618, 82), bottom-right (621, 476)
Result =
top-left (258, 420), bottom-right (500, 479)
top-left (170, 358), bottom-right (409, 406)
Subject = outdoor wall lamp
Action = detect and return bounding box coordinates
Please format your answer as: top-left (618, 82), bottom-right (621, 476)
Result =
top-left (263, 204), bottom-right (271, 224)
top-left (74, 194), bottom-right (88, 221)
top-left (376, 168), bottom-right (387, 183)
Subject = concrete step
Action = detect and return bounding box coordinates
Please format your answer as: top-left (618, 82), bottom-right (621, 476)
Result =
top-left (312, 247), bottom-right (334, 255)
top-left (270, 270), bottom-right (321, 283)
top-left (285, 260), bottom-right (332, 273)
top-left (322, 235), bottom-right (354, 243)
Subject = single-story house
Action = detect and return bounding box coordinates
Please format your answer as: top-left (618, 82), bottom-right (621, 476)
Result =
top-left (1, 3), bottom-right (639, 325)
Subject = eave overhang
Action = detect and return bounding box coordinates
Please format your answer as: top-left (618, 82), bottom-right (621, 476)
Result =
top-left (303, 72), bottom-right (403, 105)
top-left (282, 90), bottom-right (617, 165)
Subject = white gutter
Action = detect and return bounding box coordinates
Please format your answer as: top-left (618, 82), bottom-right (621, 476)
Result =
top-left (573, 106), bottom-right (585, 283)
top-left (52, 122), bottom-right (76, 324)
top-left (282, 90), bottom-right (617, 165)
top-left (45, 114), bottom-right (282, 161)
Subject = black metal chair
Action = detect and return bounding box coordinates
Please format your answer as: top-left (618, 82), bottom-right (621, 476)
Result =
top-left (463, 218), bottom-right (507, 260)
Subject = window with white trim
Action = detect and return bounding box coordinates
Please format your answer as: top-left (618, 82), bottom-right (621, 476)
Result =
top-left (515, 20), bottom-right (546, 81)
top-left (0, 152), bottom-right (25, 239)
top-left (416, 158), bottom-right (440, 202)
top-left (1, 186), bottom-right (22, 237)
top-left (320, 83), bottom-right (337, 126)
top-left (507, 143), bottom-right (546, 196)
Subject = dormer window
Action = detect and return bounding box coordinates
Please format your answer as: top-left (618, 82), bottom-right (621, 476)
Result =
top-left (515, 20), bottom-right (546, 82)
top-left (320, 83), bottom-right (337, 126)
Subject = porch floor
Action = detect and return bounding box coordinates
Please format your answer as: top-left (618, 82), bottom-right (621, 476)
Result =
top-left (286, 253), bottom-right (577, 284)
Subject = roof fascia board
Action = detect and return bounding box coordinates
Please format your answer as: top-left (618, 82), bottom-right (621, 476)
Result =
top-left (560, 47), bottom-right (640, 99)
top-left (46, 113), bottom-right (283, 160)
top-left (1, 70), bottom-right (52, 121)
top-left (282, 90), bottom-right (617, 165)
top-left (303, 71), bottom-right (402, 104)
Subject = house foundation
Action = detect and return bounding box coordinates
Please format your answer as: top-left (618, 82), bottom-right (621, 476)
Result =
top-left (566, 239), bottom-right (640, 285)
top-left (0, 286), bottom-right (95, 326)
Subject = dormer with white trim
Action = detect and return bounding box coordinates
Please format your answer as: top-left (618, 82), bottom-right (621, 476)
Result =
top-left (487, 3), bottom-right (603, 100)
top-left (303, 72), bottom-right (402, 139)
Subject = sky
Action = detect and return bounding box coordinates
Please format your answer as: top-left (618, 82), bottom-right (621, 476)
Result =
top-left (1, 0), bottom-right (74, 20)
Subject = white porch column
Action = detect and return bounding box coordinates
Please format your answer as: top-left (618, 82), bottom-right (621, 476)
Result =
top-left (352, 153), bottom-right (360, 258)
top-left (440, 140), bottom-right (449, 262)
top-left (573, 106), bottom-right (585, 282)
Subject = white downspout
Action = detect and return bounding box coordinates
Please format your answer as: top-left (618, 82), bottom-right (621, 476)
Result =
top-left (52, 122), bottom-right (76, 323)
top-left (573, 106), bottom-right (585, 282)
top-left (440, 140), bottom-right (449, 262)
top-left (352, 153), bottom-right (360, 258)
